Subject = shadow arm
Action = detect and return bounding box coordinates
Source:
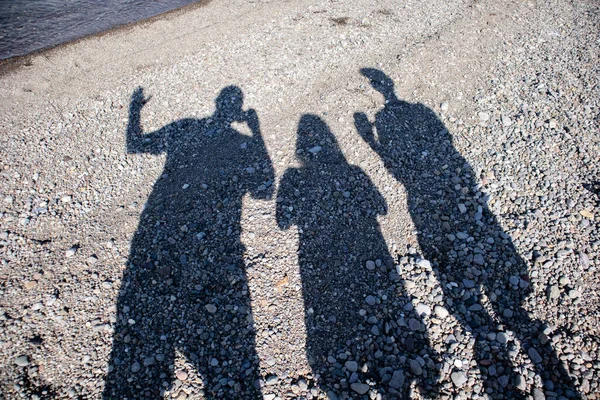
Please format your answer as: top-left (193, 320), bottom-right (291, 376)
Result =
top-left (246, 108), bottom-right (261, 138)
top-left (275, 173), bottom-right (294, 230)
top-left (126, 87), bottom-right (165, 155)
top-left (246, 108), bottom-right (275, 199)
top-left (353, 112), bottom-right (379, 151)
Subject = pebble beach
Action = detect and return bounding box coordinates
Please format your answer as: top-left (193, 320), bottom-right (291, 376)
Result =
top-left (0, 0), bottom-right (599, 398)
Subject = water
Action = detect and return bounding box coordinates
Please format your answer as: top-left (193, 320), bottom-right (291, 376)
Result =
top-left (0, 0), bottom-right (204, 60)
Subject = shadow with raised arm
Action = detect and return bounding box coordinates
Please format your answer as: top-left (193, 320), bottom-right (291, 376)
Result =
top-left (277, 114), bottom-right (439, 398)
top-left (354, 68), bottom-right (580, 399)
top-left (104, 86), bottom-right (274, 399)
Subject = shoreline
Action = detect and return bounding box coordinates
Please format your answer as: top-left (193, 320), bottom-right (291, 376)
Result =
top-left (0, 0), bottom-right (211, 76)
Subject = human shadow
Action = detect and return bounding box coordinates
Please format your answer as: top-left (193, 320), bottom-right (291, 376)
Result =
top-left (277, 115), bottom-right (439, 398)
top-left (354, 68), bottom-right (579, 399)
top-left (104, 86), bottom-right (274, 399)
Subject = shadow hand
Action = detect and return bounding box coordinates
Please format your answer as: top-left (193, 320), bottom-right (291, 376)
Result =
top-left (127, 87), bottom-right (154, 151)
top-left (244, 108), bottom-right (261, 137)
top-left (354, 112), bottom-right (377, 149)
top-left (131, 87), bottom-right (152, 110)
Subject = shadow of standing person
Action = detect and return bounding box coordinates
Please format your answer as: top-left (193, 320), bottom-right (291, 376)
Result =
top-left (354, 68), bottom-right (579, 399)
top-left (104, 86), bottom-right (274, 399)
top-left (277, 115), bottom-right (439, 398)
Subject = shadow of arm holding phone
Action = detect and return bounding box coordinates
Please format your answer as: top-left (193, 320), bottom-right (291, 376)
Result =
top-left (354, 67), bottom-right (580, 399)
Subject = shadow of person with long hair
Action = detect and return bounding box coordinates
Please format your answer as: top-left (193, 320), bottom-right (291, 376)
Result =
top-left (277, 114), bottom-right (439, 398)
top-left (354, 68), bottom-right (579, 399)
top-left (103, 86), bottom-right (274, 399)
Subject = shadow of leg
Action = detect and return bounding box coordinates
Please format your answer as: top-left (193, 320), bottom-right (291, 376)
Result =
top-left (104, 267), bottom-right (175, 399)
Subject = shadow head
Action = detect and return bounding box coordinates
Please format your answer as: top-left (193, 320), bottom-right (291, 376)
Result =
top-left (296, 114), bottom-right (345, 165)
top-left (215, 85), bottom-right (244, 121)
top-left (360, 68), bottom-right (395, 98)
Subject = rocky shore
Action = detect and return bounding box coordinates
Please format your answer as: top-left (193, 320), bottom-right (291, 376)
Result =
top-left (0, 0), bottom-right (598, 398)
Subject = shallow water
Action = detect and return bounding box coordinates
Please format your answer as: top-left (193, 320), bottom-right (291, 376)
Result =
top-left (0, 0), bottom-right (202, 60)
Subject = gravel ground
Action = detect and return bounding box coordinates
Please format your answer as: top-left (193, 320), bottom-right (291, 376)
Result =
top-left (0, 0), bottom-right (598, 399)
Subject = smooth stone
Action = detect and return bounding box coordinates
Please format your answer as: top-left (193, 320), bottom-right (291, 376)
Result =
top-left (365, 295), bottom-right (377, 306)
top-left (451, 371), bottom-right (468, 386)
top-left (463, 279), bottom-right (475, 288)
top-left (408, 318), bottom-right (421, 331)
top-left (365, 260), bottom-right (376, 270)
top-left (308, 146), bottom-right (322, 154)
top-left (389, 370), bottom-right (405, 389)
top-left (65, 247), bottom-right (77, 257)
top-left (548, 285), bottom-right (560, 299)
top-left (326, 391), bottom-right (339, 400)
top-left (533, 388), bottom-right (545, 400)
top-left (176, 370), bottom-right (188, 381)
top-left (528, 348), bottom-right (543, 364)
top-left (519, 279), bottom-right (530, 289)
top-left (498, 375), bottom-right (509, 387)
top-left (345, 361), bottom-right (358, 372)
top-left (265, 356), bottom-right (276, 367)
top-left (298, 380), bottom-right (308, 391)
top-left (579, 252), bottom-right (590, 268)
top-left (409, 359), bottom-right (422, 375)
top-left (496, 332), bottom-right (508, 344)
top-left (559, 275), bottom-right (570, 286)
top-left (434, 305), bottom-right (449, 319)
top-left (23, 281), bottom-right (36, 290)
top-left (415, 303), bottom-right (431, 316)
top-left (15, 355), bottom-right (29, 367)
top-left (404, 337), bottom-right (415, 352)
top-left (131, 362), bottom-right (141, 373)
top-left (205, 304), bottom-right (217, 313)
top-left (350, 383), bottom-right (370, 395)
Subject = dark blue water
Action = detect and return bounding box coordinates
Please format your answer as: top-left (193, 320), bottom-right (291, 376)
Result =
top-left (0, 0), bottom-right (204, 60)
